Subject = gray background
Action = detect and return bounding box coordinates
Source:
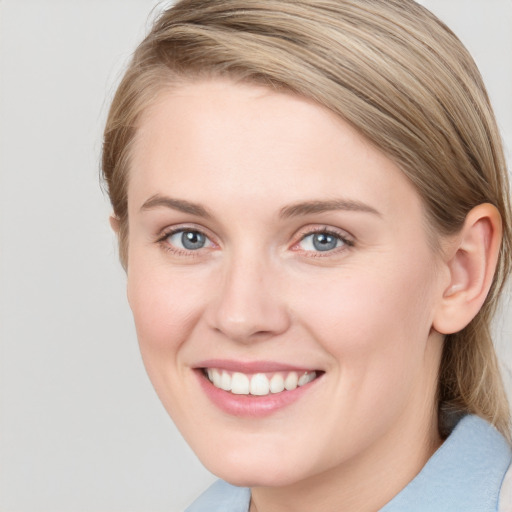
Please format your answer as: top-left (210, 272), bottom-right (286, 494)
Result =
top-left (0, 1), bottom-right (510, 511)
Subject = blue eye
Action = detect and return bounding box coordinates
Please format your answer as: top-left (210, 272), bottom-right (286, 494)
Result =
top-left (299, 232), bottom-right (347, 252)
top-left (166, 230), bottom-right (211, 251)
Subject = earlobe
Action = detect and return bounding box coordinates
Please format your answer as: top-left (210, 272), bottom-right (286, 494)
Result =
top-left (109, 215), bottom-right (121, 234)
top-left (433, 203), bottom-right (502, 335)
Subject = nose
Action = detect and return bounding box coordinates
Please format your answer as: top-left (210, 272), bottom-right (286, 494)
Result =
top-left (206, 253), bottom-right (291, 343)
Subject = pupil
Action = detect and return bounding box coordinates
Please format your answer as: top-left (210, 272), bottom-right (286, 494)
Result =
top-left (313, 233), bottom-right (337, 251)
top-left (182, 231), bottom-right (205, 250)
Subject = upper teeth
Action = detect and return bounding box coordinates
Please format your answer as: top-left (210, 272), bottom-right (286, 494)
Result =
top-left (206, 368), bottom-right (317, 396)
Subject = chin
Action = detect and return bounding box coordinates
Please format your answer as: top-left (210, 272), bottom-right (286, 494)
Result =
top-left (210, 463), bottom-right (305, 489)
top-left (195, 440), bottom-right (318, 488)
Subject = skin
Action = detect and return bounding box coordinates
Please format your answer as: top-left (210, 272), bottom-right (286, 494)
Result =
top-left (124, 78), bottom-right (451, 511)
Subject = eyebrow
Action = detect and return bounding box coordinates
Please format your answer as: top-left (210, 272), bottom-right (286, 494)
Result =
top-left (140, 194), bottom-right (381, 219)
top-left (140, 194), bottom-right (212, 218)
top-left (279, 199), bottom-right (381, 218)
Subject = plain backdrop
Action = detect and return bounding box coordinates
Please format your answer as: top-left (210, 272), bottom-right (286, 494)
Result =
top-left (0, 1), bottom-right (511, 511)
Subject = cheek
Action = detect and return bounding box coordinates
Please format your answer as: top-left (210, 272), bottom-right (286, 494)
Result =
top-left (293, 255), bottom-right (438, 394)
top-left (126, 260), bottom-right (207, 359)
top-left (297, 263), bottom-right (434, 350)
top-left (125, 261), bottom-right (213, 423)
top-left (288, 262), bottom-right (439, 455)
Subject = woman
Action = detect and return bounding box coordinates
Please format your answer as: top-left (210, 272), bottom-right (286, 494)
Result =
top-left (102, 0), bottom-right (512, 510)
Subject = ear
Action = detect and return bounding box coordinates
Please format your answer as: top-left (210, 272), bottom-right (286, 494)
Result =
top-left (433, 203), bottom-right (502, 335)
top-left (109, 215), bottom-right (120, 234)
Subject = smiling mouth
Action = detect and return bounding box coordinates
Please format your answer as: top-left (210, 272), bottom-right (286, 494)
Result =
top-left (202, 368), bottom-right (321, 396)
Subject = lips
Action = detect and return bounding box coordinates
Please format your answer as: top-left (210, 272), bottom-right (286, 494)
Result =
top-left (194, 360), bottom-right (323, 417)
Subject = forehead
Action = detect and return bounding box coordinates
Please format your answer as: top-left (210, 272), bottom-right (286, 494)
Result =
top-left (128, 78), bottom-right (423, 222)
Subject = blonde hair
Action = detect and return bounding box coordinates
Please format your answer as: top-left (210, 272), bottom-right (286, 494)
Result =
top-left (102, 0), bottom-right (512, 440)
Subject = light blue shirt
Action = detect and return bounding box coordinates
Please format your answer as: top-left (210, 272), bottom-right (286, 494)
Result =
top-left (185, 415), bottom-right (512, 511)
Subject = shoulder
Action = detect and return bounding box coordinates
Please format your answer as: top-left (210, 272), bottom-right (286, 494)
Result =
top-left (381, 415), bottom-right (512, 511)
top-left (185, 480), bottom-right (251, 512)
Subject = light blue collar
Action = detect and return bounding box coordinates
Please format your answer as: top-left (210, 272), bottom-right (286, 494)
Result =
top-left (186, 415), bottom-right (511, 511)
top-left (185, 479), bottom-right (250, 512)
top-left (381, 414), bottom-right (511, 510)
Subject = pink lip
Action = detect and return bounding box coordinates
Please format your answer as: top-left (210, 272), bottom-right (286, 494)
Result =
top-left (194, 366), bottom-right (322, 418)
top-left (195, 359), bottom-right (316, 373)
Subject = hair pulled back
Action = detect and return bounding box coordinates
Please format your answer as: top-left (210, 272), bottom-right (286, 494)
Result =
top-left (102, 0), bottom-right (512, 439)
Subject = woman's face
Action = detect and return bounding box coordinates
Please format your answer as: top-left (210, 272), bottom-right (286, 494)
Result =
top-left (126, 79), bottom-right (446, 487)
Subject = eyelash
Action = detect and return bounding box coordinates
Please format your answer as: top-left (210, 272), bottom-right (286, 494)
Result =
top-left (155, 225), bottom-right (354, 257)
top-left (292, 227), bottom-right (354, 257)
top-left (156, 226), bottom-right (214, 257)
